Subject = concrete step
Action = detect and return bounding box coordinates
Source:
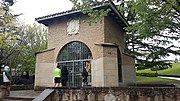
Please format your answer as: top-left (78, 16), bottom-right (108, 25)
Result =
top-left (3, 90), bottom-right (42, 101)
top-left (4, 96), bottom-right (34, 101)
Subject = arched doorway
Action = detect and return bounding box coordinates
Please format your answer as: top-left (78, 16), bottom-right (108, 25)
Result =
top-left (56, 41), bottom-right (92, 87)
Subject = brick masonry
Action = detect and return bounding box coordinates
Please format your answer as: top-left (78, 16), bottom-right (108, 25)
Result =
top-left (35, 13), bottom-right (135, 88)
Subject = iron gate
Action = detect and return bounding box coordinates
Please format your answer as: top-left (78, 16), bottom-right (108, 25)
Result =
top-left (58, 59), bottom-right (90, 87)
top-left (56, 41), bottom-right (92, 87)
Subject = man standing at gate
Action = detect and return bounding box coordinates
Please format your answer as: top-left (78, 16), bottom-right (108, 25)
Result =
top-left (54, 64), bottom-right (61, 87)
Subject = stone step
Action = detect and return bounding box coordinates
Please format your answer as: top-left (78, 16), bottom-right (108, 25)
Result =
top-left (4, 96), bottom-right (34, 101)
top-left (2, 90), bottom-right (42, 101)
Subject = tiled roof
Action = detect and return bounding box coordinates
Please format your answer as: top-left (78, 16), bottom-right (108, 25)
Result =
top-left (35, 9), bottom-right (79, 22)
top-left (35, 3), bottom-right (106, 21)
top-left (35, 2), bottom-right (129, 27)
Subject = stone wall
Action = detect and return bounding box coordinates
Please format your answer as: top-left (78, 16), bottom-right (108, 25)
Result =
top-left (34, 87), bottom-right (180, 101)
top-left (121, 53), bottom-right (136, 86)
top-left (35, 13), bottom-right (136, 87)
top-left (104, 16), bottom-right (125, 51)
top-left (0, 87), bottom-right (6, 100)
top-left (48, 15), bottom-right (104, 60)
top-left (35, 49), bottom-right (56, 87)
top-left (36, 48), bottom-right (55, 63)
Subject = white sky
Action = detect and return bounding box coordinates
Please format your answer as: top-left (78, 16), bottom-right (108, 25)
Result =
top-left (11, 0), bottom-right (73, 24)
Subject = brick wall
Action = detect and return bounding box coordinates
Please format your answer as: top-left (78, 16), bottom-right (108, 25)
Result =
top-left (35, 13), bottom-right (136, 87)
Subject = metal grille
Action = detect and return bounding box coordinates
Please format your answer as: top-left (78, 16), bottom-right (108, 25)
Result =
top-left (57, 41), bottom-right (92, 61)
top-left (57, 41), bottom-right (92, 87)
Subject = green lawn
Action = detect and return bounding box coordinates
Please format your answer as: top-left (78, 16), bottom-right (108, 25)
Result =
top-left (136, 76), bottom-right (180, 84)
top-left (136, 62), bottom-right (180, 84)
top-left (136, 62), bottom-right (180, 75)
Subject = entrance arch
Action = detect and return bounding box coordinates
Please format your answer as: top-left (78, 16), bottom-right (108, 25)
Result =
top-left (56, 41), bottom-right (92, 87)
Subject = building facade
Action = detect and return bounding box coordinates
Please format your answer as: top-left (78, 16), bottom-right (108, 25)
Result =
top-left (35, 3), bottom-right (136, 88)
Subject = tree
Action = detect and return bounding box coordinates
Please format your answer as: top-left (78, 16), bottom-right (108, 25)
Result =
top-left (0, 0), bottom-right (47, 73)
top-left (123, 0), bottom-right (180, 70)
top-left (69, 0), bottom-right (180, 69)
top-left (3, 23), bottom-right (48, 73)
top-left (0, 0), bottom-right (20, 66)
top-left (13, 24), bottom-right (47, 73)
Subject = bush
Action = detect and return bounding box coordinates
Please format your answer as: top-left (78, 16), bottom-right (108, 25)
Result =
top-left (151, 66), bottom-right (168, 71)
top-left (12, 76), bottom-right (34, 85)
top-left (136, 72), bottom-right (158, 77)
top-left (136, 66), bottom-right (149, 70)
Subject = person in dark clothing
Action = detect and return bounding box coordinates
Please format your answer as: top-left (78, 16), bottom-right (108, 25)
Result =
top-left (61, 66), bottom-right (69, 86)
top-left (25, 71), bottom-right (29, 80)
top-left (82, 67), bottom-right (88, 86)
top-left (21, 71), bottom-right (29, 80)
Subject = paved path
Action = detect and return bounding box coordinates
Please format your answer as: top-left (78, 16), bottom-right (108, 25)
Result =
top-left (158, 76), bottom-right (180, 81)
top-left (10, 90), bottom-right (42, 98)
top-left (4, 90), bottom-right (42, 101)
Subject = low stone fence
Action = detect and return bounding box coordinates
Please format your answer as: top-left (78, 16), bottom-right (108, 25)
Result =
top-left (0, 85), bottom-right (34, 100)
top-left (0, 86), bottom-right (8, 100)
top-left (10, 84), bottom-right (34, 90)
top-left (34, 87), bottom-right (180, 101)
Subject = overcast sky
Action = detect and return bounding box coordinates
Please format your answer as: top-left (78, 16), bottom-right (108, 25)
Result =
top-left (11, 0), bottom-right (73, 24)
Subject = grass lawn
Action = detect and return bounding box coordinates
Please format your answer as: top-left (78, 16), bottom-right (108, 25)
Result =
top-left (136, 62), bottom-right (180, 84)
top-left (136, 62), bottom-right (180, 75)
top-left (136, 76), bottom-right (180, 84)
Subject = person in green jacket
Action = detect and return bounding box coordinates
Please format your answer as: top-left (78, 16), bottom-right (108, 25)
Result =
top-left (54, 64), bottom-right (61, 87)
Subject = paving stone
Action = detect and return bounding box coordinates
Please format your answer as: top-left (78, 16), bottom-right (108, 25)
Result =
top-left (3, 90), bottom-right (42, 101)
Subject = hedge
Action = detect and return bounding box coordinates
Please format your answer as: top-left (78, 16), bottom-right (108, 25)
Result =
top-left (136, 72), bottom-right (158, 77)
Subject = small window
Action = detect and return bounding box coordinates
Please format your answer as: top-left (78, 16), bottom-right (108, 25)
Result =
top-left (67, 18), bottom-right (79, 35)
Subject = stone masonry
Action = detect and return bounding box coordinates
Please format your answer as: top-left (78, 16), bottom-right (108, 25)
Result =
top-left (35, 4), bottom-right (136, 88)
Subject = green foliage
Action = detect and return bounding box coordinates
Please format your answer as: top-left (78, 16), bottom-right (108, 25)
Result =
top-left (0, 0), bottom-right (20, 64)
top-left (136, 62), bottom-right (180, 75)
top-left (136, 76), bottom-right (180, 84)
top-left (150, 65), bottom-right (168, 71)
top-left (70, 0), bottom-right (180, 69)
top-left (136, 65), bottom-right (149, 70)
top-left (0, 1), bottom-right (47, 73)
top-left (70, 0), bottom-right (110, 24)
top-left (136, 62), bottom-right (180, 84)
top-left (11, 24), bottom-right (48, 73)
top-left (136, 72), bottom-right (158, 77)
top-left (124, 0), bottom-right (180, 69)
top-left (157, 62), bottom-right (180, 75)
top-left (136, 59), bottom-right (172, 70)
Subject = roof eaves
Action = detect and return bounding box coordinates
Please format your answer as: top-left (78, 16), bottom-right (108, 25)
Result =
top-left (35, 4), bottom-right (106, 23)
top-left (35, 3), bottom-right (129, 27)
top-left (108, 2), bottom-right (129, 27)
top-left (35, 10), bottom-right (81, 22)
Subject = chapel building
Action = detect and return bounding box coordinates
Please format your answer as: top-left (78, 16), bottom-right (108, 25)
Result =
top-left (35, 2), bottom-right (136, 88)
